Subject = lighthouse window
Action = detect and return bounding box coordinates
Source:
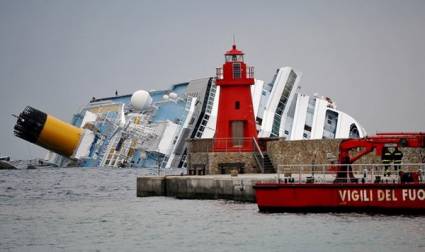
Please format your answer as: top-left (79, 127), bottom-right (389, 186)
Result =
top-left (235, 101), bottom-right (240, 110)
top-left (226, 55), bottom-right (244, 62)
top-left (233, 63), bottom-right (241, 79)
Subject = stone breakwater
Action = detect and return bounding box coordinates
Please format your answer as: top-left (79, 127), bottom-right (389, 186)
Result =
top-left (137, 174), bottom-right (278, 202)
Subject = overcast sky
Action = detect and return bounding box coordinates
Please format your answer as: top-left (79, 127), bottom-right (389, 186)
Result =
top-left (1, 0), bottom-right (424, 160)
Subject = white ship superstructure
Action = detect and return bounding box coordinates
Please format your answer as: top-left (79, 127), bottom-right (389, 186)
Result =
top-left (44, 66), bottom-right (366, 168)
top-left (257, 67), bottom-right (365, 140)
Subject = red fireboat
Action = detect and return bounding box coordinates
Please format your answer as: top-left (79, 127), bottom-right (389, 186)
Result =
top-left (254, 133), bottom-right (425, 214)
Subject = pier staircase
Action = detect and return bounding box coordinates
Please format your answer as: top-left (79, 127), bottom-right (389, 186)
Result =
top-left (253, 138), bottom-right (276, 174)
top-left (262, 153), bottom-right (275, 173)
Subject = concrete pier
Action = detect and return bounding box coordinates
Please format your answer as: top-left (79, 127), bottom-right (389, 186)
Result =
top-left (137, 174), bottom-right (278, 202)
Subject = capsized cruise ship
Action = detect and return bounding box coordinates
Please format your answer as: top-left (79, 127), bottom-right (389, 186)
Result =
top-left (36, 66), bottom-right (365, 168)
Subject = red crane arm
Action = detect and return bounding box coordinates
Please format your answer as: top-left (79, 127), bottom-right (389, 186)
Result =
top-left (337, 133), bottom-right (425, 164)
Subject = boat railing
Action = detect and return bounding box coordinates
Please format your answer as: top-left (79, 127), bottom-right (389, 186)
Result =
top-left (276, 163), bottom-right (425, 184)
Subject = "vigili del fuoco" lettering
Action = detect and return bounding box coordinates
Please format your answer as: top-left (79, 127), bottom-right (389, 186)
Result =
top-left (338, 189), bottom-right (425, 202)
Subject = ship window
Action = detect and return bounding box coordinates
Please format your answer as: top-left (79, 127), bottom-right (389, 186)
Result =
top-left (235, 101), bottom-right (240, 110)
top-left (323, 110), bottom-right (338, 139)
top-left (349, 124), bottom-right (360, 138)
top-left (256, 117), bottom-right (263, 125)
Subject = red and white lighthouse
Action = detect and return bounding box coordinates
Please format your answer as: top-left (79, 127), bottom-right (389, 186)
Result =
top-left (213, 44), bottom-right (257, 152)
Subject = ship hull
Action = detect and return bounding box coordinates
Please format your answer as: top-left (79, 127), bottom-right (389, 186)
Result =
top-left (254, 183), bottom-right (425, 214)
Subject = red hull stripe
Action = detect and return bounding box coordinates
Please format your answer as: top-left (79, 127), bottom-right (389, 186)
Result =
top-left (254, 183), bottom-right (425, 213)
top-left (258, 206), bottom-right (425, 215)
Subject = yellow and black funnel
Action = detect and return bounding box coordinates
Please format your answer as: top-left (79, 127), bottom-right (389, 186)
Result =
top-left (14, 106), bottom-right (83, 157)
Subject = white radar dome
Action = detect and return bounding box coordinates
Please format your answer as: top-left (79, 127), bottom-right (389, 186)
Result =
top-left (162, 94), bottom-right (169, 100)
top-left (131, 90), bottom-right (152, 110)
top-left (169, 92), bottom-right (178, 99)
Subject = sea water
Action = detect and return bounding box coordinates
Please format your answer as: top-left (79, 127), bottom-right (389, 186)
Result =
top-left (1, 168), bottom-right (424, 252)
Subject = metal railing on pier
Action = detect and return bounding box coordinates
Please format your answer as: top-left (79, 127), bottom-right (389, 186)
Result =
top-left (253, 137), bottom-right (265, 173)
top-left (147, 167), bottom-right (187, 176)
top-left (212, 137), bottom-right (254, 152)
top-left (189, 137), bottom-right (270, 153)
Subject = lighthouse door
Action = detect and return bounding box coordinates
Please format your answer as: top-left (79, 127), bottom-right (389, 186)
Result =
top-left (231, 121), bottom-right (245, 146)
